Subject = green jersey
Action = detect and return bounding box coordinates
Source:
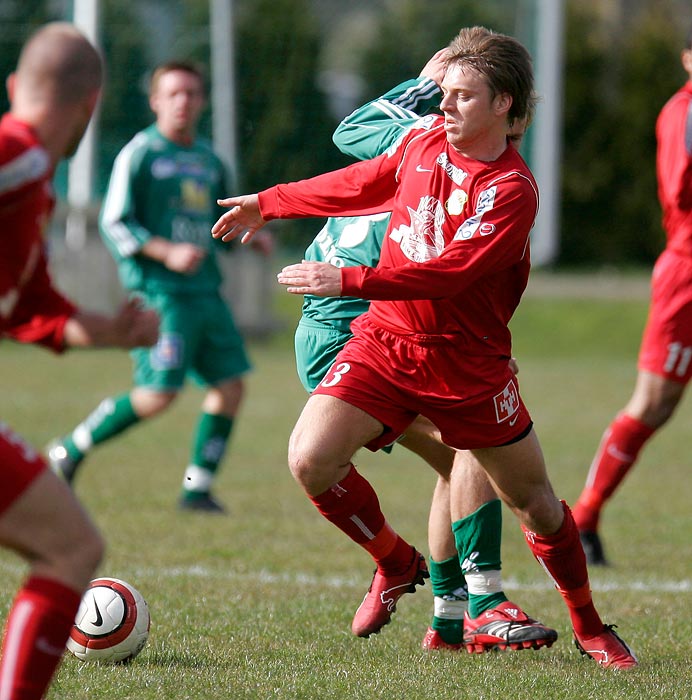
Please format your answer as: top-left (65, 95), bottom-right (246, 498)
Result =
top-left (99, 124), bottom-right (231, 294)
top-left (301, 77), bottom-right (441, 330)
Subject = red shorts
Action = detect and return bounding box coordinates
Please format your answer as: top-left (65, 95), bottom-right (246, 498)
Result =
top-left (638, 250), bottom-right (692, 384)
top-left (312, 315), bottom-right (532, 451)
top-left (0, 423), bottom-right (46, 515)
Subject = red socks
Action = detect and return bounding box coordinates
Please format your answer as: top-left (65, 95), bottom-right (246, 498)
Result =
top-left (310, 465), bottom-right (412, 573)
top-left (0, 576), bottom-right (82, 700)
top-left (574, 413), bottom-right (654, 531)
top-left (522, 502), bottom-right (603, 637)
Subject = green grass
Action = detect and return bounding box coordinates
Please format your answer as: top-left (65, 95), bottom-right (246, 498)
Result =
top-left (1, 274), bottom-right (690, 699)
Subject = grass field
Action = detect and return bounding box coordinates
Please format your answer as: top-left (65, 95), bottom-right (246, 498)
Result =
top-left (1, 272), bottom-right (690, 699)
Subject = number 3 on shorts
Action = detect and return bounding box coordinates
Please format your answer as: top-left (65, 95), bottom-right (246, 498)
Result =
top-left (321, 362), bottom-right (351, 387)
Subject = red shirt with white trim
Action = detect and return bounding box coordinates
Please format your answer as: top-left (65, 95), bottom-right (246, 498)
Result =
top-left (259, 115), bottom-right (538, 362)
top-left (0, 113), bottom-right (75, 352)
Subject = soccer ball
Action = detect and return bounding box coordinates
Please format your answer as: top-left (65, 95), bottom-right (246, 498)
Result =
top-left (67, 577), bottom-right (150, 663)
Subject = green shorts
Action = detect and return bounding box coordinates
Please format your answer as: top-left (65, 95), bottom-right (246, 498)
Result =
top-left (294, 315), bottom-right (394, 453)
top-left (131, 290), bottom-right (251, 391)
top-left (294, 316), bottom-right (352, 393)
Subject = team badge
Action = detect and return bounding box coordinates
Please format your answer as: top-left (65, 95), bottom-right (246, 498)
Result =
top-left (151, 333), bottom-right (184, 370)
top-left (493, 378), bottom-right (520, 424)
top-left (445, 189), bottom-right (468, 216)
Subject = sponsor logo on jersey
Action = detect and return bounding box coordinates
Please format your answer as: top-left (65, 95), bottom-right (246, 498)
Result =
top-left (493, 379), bottom-right (520, 424)
top-left (181, 178), bottom-right (210, 212)
top-left (454, 186), bottom-right (498, 240)
top-left (151, 157), bottom-right (178, 179)
top-left (435, 152), bottom-right (468, 186)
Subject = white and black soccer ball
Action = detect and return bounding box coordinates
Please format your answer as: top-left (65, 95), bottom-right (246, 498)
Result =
top-left (67, 577), bottom-right (150, 663)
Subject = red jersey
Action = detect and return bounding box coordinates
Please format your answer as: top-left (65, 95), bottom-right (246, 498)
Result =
top-left (656, 81), bottom-right (692, 256)
top-left (0, 113), bottom-right (75, 351)
top-left (259, 115), bottom-right (538, 361)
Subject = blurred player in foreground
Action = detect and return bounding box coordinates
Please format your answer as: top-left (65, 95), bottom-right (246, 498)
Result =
top-left (296, 48), bottom-right (556, 653)
top-left (573, 25), bottom-right (692, 565)
top-left (0, 23), bottom-right (158, 699)
top-left (48, 61), bottom-right (271, 513)
top-left (212, 27), bottom-right (637, 669)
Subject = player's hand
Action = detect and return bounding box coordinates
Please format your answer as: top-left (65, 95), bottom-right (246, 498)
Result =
top-left (212, 194), bottom-right (265, 244)
top-left (164, 242), bottom-right (206, 274)
top-left (277, 261), bottom-right (342, 296)
top-left (113, 298), bottom-right (159, 348)
top-left (509, 357), bottom-right (519, 375)
top-left (419, 48), bottom-right (448, 86)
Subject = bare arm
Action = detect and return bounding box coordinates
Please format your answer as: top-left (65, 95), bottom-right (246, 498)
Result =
top-left (63, 298), bottom-right (159, 349)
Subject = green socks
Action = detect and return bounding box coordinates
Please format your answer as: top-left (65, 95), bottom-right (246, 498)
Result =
top-left (63, 393), bottom-right (140, 462)
top-left (452, 499), bottom-right (507, 619)
top-left (181, 413), bottom-right (233, 498)
top-left (429, 556), bottom-right (467, 644)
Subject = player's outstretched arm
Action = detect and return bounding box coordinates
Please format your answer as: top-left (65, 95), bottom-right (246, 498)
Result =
top-left (277, 261), bottom-right (342, 297)
top-left (211, 194), bottom-right (265, 243)
top-left (64, 298), bottom-right (159, 349)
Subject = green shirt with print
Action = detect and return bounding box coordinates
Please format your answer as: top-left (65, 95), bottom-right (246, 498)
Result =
top-left (99, 124), bottom-right (232, 294)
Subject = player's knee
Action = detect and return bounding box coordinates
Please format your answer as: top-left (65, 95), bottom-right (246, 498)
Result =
top-left (132, 389), bottom-right (177, 417)
top-left (287, 435), bottom-right (325, 489)
top-left (47, 518), bottom-right (104, 588)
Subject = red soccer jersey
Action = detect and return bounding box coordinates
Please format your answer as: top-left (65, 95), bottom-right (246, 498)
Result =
top-left (259, 115), bottom-right (538, 360)
top-left (656, 81), bottom-right (692, 256)
top-left (0, 113), bottom-right (75, 351)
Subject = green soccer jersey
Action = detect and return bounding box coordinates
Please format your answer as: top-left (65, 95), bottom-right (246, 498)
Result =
top-left (99, 124), bottom-right (231, 294)
top-left (301, 77), bottom-right (441, 330)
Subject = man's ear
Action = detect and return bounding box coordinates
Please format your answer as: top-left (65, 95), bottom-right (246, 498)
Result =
top-left (495, 92), bottom-right (512, 118)
top-left (6, 73), bottom-right (15, 102)
top-left (682, 49), bottom-right (692, 77)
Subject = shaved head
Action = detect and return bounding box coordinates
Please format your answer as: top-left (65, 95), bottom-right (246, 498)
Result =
top-left (8, 22), bottom-right (104, 161)
top-left (15, 22), bottom-right (103, 106)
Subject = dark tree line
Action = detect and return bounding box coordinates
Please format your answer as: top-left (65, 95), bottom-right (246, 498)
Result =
top-left (0, 0), bottom-right (686, 264)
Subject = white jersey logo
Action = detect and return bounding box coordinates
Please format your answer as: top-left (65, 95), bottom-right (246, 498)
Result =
top-left (389, 196), bottom-right (446, 262)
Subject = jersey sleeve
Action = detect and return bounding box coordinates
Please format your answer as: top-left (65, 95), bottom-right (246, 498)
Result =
top-left (99, 136), bottom-right (153, 261)
top-left (258, 153), bottom-right (400, 220)
top-left (333, 77), bottom-right (441, 161)
top-left (340, 173), bottom-right (537, 300)
top-left (3, 253), bottom-right (76, 352)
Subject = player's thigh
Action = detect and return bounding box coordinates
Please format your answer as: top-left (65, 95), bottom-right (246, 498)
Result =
top-left (626, 369), bottom-right (686, 424)
top-left (399, 416), bottom-right (453, 478)
top-left (289, 394), bottom-right (384, 468)
top-left (132, 293), bottom-right (190, 390)
top-left (0, 468), bottom-right (101, 574)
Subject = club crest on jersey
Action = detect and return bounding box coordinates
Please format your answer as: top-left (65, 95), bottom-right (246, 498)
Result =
top-left (389, 196), bottom-right (445, 262)
top-left (151, 333), bottom-right (184, 370)
top-left (445, 189), bottom-right (468, 216)
top-left (493, 379), bottom-right (520, 424)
